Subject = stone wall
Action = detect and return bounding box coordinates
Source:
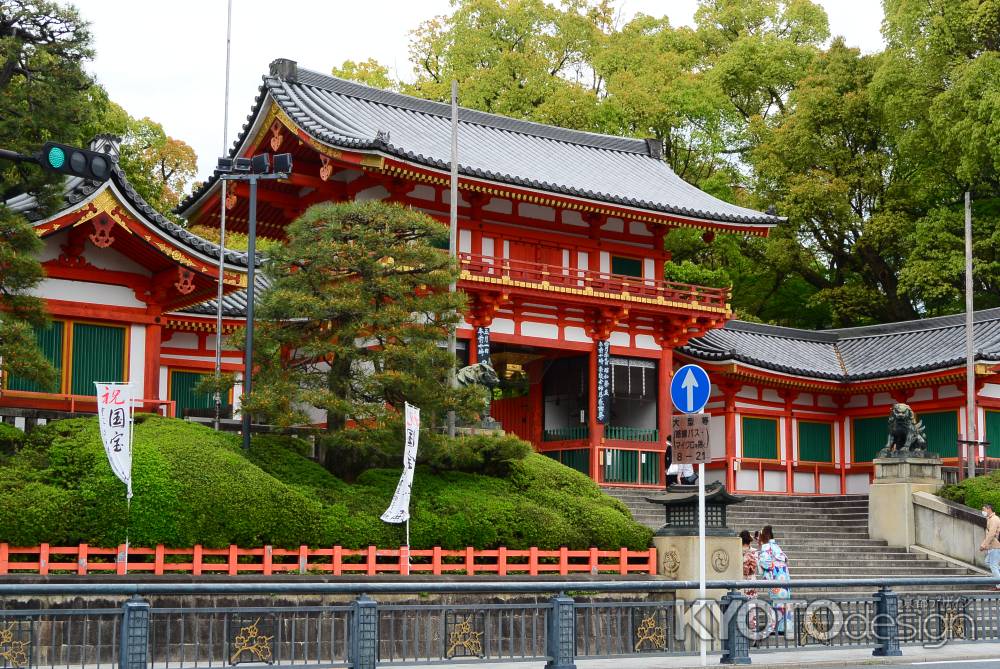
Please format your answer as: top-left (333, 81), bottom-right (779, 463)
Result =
top-left (912, 492), bottom-right (989, 570)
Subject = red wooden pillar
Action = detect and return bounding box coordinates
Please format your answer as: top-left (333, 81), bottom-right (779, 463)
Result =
top-left (719, 380), bottom-right (739, 492)
top-left (588, 342), bottom-right (601, 482)
top-left (657, 345), bottom-right (673, 487)
top-left (779, 390), bottom-right (798, 495)
top-left (144, 316), bottom-right (162, 407)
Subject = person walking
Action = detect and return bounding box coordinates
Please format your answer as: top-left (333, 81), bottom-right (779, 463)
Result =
top-left (980, 503), bottom-right (1000, 589)
top-left (757, 525), bottom-right (791, 635)
top-left (664, 438), bottom-right (673, 489)
top-left (740, 530), bottom-right (759, 636)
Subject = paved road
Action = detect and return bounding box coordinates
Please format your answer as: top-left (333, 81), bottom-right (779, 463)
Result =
top-left (435, 642), bottom-right (1000, 669)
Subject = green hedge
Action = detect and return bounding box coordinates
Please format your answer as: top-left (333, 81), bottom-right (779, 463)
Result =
top-left (938, 471), bottom-right (1000, 511)
top-left (0, 417), bottom-right (652, 551)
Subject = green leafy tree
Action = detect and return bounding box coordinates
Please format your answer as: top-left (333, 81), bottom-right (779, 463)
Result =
top-left (331, 58), bottom-right (399, 91)
top-left (0, 0), bottom-right (100, 390)
top-left (241, 201), bottom-right (486, 434)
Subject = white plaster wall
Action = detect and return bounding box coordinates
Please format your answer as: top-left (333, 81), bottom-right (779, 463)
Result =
top-left (459, 229), bottom-right (472, 254)
top-left (562, 210), bottom-right (587, 227)
top-left (736, 469), bottom-right (759, 491)
top-left (634, 334), bottom-right (659, 350)
top-left (872, 392), bottom-right (895, 406)
top-left (710, 414), bottom-right (725, 460)
top-left (562, 249), bottom-right (570, 269)
top-left (483, 197), bottom-right (511, 214)
top-left (794, 472), bottom-right (815, 494)
top-left (794, 393), bottom-right (814, 406)
top-left (705, 469), bottom-right (726, 487)
top-left (441, 190), bottom-right (469, 207)
top-left (980, 383), bottom-right (1000, 398)
top-left (643, 258), bottom-right (655, 281)
top-left (599, 251), bottom-right (610, 274)
top-left (940, 385), bottom-right (963, 399)
top-left (602, 218), bottom-right (625, 233)
top-left (166, 332), bottom-right (199, 349)
top-left (564, 326), bottom-right (590, 343)
top-left (846, 395), bottom-right (868, 408)
top-left (409, 185), bottom-right (436, 201)
top-left (763, 470), bottom-right (787, 493)
top-left (482, 237), bottom-right (495, 259)
top-left (737, 385), bottom-right (756, 399)
top-left (761, 389), bottom-right (781, 403)
top-left (629, 221), bottom-right (653, 237)
top-left (354, 185), bottom-right (389, 202)
top-left (843, 419), bottom-right (853, 464)
top-left (609, 331), bottom-right (630, 347)
top-left (519, 203), bottom-right (555, 221)
top-left (577, 251), bottom-right (589, 274)
top-left (910, 387), bottom-right (934, 402)
top-left (89, 246), bottom-right (151, 275)
top-left (778, 417), bottom-right (787, 461)
top-left (31, 278), bottom-right (145, 308)
top-left (817, 394), bottom-right (837, 408)
top-left (521, 321), bottom-right (559, 339)
top-left (845, 473), bottom-right (870, 494)
top-left (129, 324), bottom-right (145, 392)
top-left (158, 367), bottom-right (169, 401)
top-left (820, 474), bottom-right (841, 494)
top-left (491, 318), bottom-right (516, 334)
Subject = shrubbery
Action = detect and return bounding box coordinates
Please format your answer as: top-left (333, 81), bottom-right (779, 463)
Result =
top-left (938, 472), bottom-right (1000, 510)
top-left (0, 417), bottom-right (652, 551)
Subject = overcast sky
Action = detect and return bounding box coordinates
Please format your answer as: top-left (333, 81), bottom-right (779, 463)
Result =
top-left (70, 0), bottom-right (886, 181)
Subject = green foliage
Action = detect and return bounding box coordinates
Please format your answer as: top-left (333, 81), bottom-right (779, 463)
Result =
top-left (939, 471), bottom-right (1000, 511)
top-left (242, 201), bottom-right (487, 432)
top-left (0, 422), bottom-right (25, 455)
top-left (0, 417), bottom-right (651, 551)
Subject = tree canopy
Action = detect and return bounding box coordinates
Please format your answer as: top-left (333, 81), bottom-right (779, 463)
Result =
top-left (331, 0), bottom-right (1000, 327)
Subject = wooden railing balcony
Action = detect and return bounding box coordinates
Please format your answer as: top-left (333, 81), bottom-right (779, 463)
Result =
top-left (459, 252), bottom-right (729, 311)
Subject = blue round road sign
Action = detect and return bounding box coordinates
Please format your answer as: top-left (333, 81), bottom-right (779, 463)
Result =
top-left (670, 364), bottom-right (711, 414)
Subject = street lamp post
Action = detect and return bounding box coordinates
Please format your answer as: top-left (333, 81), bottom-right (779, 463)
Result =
top-left (215, 152), bottom-right (292, 450)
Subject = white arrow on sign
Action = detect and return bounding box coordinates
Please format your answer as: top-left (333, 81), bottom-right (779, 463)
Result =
top-left (681, 367), bottom-right (699, 412)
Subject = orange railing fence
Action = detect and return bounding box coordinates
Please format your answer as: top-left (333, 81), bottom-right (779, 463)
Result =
top-left (0, 543), bottom-right (657, 577)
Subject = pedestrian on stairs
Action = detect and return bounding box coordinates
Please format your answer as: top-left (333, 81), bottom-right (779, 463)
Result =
top-left (757, 525), bottom-right (792, 636)
top-left (980, 503), bottom-right (1000, 589)
top-left (740, 530), bottom-right (759, 634)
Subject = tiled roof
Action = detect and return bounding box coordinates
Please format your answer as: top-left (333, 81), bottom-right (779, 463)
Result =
top-left (179, 274), bottom-right (270, 318)
top-left (682, 309), bottom-right (1000, 381)
top-left (178, 60), bottom-right (781, 228)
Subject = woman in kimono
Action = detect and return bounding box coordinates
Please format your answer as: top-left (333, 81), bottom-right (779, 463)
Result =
top-left (740, 530), bottom-right (759, 634)
top-left (757, 525), bottom-right (791, 635)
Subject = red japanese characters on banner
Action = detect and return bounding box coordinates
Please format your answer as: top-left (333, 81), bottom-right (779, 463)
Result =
top-left (95, 382), bottom-right (134, 500)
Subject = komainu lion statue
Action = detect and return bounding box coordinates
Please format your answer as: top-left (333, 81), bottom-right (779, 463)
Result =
top-left (882, 403), bottom-right (927, 455)
top-left (455, 362), bottom-right (501, 428)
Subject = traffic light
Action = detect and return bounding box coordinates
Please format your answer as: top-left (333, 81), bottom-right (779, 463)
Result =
top-left (38, 142), bottom-right (113, 181)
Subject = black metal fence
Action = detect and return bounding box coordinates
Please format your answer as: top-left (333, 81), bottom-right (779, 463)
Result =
top-left (2, 578), bottom-right (1000, 668)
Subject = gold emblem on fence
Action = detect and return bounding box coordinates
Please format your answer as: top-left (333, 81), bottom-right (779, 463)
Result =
top-left (0, 623), bottom-right (29, 669)
top-left (446, 617), bottom-right (484, 658)
top-left (799, 610), bottom-right (833, 646)
top-left (943, 607), bottom-right (967, 640)
top-left (633, 615), bottom-right (667, 651)
top-left (230, 618), bottom-right (273, 664)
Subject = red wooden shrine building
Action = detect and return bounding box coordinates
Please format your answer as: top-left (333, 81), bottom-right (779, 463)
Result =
top-left (5, 60), bottom-right (1000, 497)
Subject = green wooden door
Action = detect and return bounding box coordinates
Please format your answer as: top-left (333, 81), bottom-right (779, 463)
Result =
top-left (171, 370), bottom-right (214, 417)
top-left (853, 416), bottom-right (885, 462)
top-left (70, 323), bottom-right (125, 396)
top-left (798, 421), bottom-right (833, 462)
top-left (986, 411), bottom-right (1000, 458)
top-left (742, 417), bottom-right (778, 459)
top-left (604, 448), bottom-right (639, 482)
top-left (919, 410), bottom-right (959, 457)
top-left (7, 321), bottom-right (64, 392)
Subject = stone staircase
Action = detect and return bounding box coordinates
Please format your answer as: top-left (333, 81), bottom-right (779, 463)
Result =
top-left (604, 488), bottom-right (977, 593)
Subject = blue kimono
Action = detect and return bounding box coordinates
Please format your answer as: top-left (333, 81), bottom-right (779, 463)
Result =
top-left (758, 539), bottom-right (792, 634)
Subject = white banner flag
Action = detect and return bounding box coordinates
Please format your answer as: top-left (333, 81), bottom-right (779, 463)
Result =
top-left (381, 403), bottom-right (420, 524)
top-left (95, 382), bottom-right (134, 500)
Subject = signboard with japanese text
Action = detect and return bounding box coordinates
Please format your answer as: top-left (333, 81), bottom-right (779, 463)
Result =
top-left (381, 402), bottom-right (420, 524)
top-left (672, 414), bottom-right (710, 465)
top-left (476, 326), bottom-right (491, 367)
top-left (95, 382), bottom-right (134, 499)
top-left (596, 340), bottom-right (610, 424)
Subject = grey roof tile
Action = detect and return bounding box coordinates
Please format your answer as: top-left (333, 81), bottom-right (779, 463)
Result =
top-left (179, 62), bottom-right (781, 227)
top-left (682, 308), bottom-right (1000, 381)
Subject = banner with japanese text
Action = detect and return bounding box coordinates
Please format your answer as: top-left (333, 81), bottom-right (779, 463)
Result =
top-left (381, 403), bottom-right (420, 524)
top-left (596, 340), bottom-right (610, 424)
top-left (95, 382), bottom-right (134, 499)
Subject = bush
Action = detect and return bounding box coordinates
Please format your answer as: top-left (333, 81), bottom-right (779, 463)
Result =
top-left (0, 416), bottom-right (652, 551)
top-left (0, 422), bottom-right (24, 455)
top-left (939, 471), bottom-right (1000, 510)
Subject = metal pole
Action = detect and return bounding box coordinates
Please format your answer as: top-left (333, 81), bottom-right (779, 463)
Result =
top-left (698, 416), bottom-right (706, 666)
top-left (965, 191), bottom-right (976, 480)
top-left (446, 79), bottom-right (459, 438)
top-left (213, 0), bottom-right (234, 430)
top-left (241, 175), bottom-right (258, 451)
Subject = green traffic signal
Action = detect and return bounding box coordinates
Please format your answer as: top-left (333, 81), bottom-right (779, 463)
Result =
top-left (47, 145), bottom-right (65, 169)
